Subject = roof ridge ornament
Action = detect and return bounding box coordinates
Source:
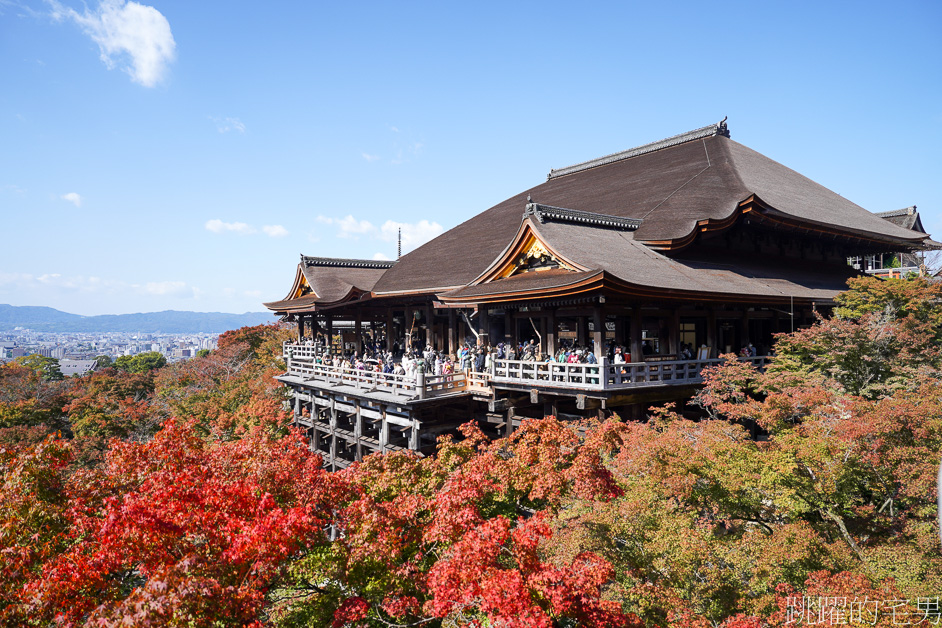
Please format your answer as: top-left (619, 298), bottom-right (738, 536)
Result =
top-left (300, 255), bottom-right (396, 269)
top-left (523, 202), bottom-right (642, 230)
top-left (547, 117), bottom-right (731, 180)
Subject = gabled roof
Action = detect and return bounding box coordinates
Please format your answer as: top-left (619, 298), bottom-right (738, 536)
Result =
top-left (876, 206), bottom-right (925, 233)
top-left (440, 210), bottom-right (853, 305)
top-left (264, 256), bottom-right (395, 313)
top-left (373, 120), bottom-right (928, 296)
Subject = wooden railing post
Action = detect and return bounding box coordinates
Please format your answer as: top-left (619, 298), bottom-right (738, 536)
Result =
top-left (417, 363), bottom-right (426, 400)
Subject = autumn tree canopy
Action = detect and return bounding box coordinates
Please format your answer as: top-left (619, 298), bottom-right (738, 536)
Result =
top-left (0, 286), bottom-right (940, 627)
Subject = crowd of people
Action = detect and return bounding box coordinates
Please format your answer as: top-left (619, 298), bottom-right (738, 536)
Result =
top-left (291, 334), bottom-right (614, 381)
top-left (290, 332), bottom-right (764, 382)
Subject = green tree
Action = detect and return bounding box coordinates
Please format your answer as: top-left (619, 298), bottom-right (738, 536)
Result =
top-left (114, 351), bottom-right (167, 374)
top-left (94, 355), bottom-right (113, 369)
top-left (14, 354), bottom-right (63, 382)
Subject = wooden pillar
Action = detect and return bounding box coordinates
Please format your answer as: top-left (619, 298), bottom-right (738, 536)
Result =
top-left (546, 309), bottom-right (556, 356)
top-left (478, 307), bottom-right (489, 347)
top-left (706, 307), bottom-right (717, 359)
top-left (325, 316), bottom-right (334, 354)
top-left (355, 310), bottom-right (363, 354)
top-left (425, 304), bottom-right (433, 349)
top-left (386, 309), bottom-right (395, 352)
top-left (505, 408), bottom-right (515, 437)
top-left (504, 311), bottom-right (513, 345)
top-left (630, 307), bottom-right (642, 362)
top-left (591, 304), bottom-right (603, 360)
top-left (577, 316), bottom-right (586, 347)
top-left (448, 309), bottom-right (456, 356)
top-left (379, 406), bottom-right (390, 453)
top-left (741, 309), bottom-right (749, 348)
top-left (329, 398), bottom-right (337, 471)
top-left (298, 315), bottom-right (306, 341)
top-left (354, 401), bottom-right (363, 462)
top-left (409, 420), bottom-right (420, 451)
top-left (670, 308), bottom-right (681, 356)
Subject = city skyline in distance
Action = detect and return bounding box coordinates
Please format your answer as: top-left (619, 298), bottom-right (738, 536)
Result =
top-left (0, 303), bottom-right (275, 334)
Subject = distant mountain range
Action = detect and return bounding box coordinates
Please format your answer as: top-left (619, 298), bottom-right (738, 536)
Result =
top-left (0, 305), bottom-right (278, 333)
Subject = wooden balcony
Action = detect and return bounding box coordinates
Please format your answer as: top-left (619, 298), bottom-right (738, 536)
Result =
top-left (283, 342), bottom-right (468, 401)
top-left (283, 343), bottom-right (768, 400)
top-left (492, 356), bottom-right (768, 391)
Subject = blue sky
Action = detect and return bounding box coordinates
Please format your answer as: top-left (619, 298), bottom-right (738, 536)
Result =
top-left (1, 0), bottom-right (940, 315)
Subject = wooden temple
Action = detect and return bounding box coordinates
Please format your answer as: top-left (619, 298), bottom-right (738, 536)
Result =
top-left (264, 119), bottom-right (934, 469)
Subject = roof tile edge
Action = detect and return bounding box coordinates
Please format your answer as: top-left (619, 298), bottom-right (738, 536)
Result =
top-left (875, 205), bottom-right (917, 218)
top-left (523, 202), bottom-right (642, 230)
top-left (547, 117), bottom-right (730, 180)
top-left (300, 255), bottom-right (396, 269)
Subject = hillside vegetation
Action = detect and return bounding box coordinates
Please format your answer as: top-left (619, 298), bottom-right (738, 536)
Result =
top-left (0, 276), bottom-right (940, 627)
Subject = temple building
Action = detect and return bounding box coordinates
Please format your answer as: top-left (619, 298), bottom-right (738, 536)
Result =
top-left (264, 119), bottom-right (934, 469)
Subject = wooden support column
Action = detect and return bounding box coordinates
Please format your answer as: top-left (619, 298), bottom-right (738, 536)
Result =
top-left (448, 309), bottom-right (456, 356)
top-left (355, 310), bottom-right (363, 355)
top-left (505, 408), bottom-right (515, 437)
top-left (478, 307), bottom-right (489, 347)
top-left (386, 309), bottom-right (395, 352)
top-left (591, 304), bottom-right (603, 359)
top-left (293, 394), bottom-right (301, 428)
top-left (577, 316), bottom-right (586, 347)
top-left (325, 316), bottom-right (334, 354)
top-left (425, 304), bottom-right (433, 348)
top-left (546, 310), bottom-right (556, 356)
top-left (741, 309), bottom-right (749, 347)
top-left (706, 307), bottom-right (717, 359)
top-left (354, 401), bottom-right (363, 462)
top-left (670, 308), bottom-right (681, 356)
top-left (298, 315), bottom-right (305, 341)
top-left (409, 420), bottom-right (420, 451)
top-left (329, 398), bottom-right (338, 471)
top-left (379, 406), bottom-right (390, 453)
top-left (504, 311), bottom-right (513, 344)
top-left (630, 308), bottom-right (642, 362)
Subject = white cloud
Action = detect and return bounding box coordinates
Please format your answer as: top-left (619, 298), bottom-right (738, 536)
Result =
top-left (262, 224), bottom-right (289, 237)
top-left (316, 214), bottom-right (376, 239)
top-left (54, 0), bottom-right (176, 87)
top-left (311, 215), bottom-right (442, 253)
top-left (0, 272), bottom-right (34, 287)
top-left (8, 272), bottom-right (123, 293)
top-left (37, 273), bottom-right (63, 285)
top-left (205, 219), bottom-right (256, 235)
top-left (380, 219), bottom-right (443, 253)
top-left (372, 252), bottom-right (391, 261)
top-left (143, 280), bottom-right (188, 296)
top-left (212, 116), bottom-right (245, 133)
top-left (361, 152), bottom-right (380, 162)
top-left (61, 192), bottom-right (82, 207)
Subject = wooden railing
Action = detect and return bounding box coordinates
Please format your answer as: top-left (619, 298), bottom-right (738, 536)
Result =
top-left (284, 342), bottom-right (767, 395)
top-left (465, 370), bottom-right (492, 393)
top-left (493, 356), bottom-right (768, 390)
top-left (283, 342), bottom-right (466, 399)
